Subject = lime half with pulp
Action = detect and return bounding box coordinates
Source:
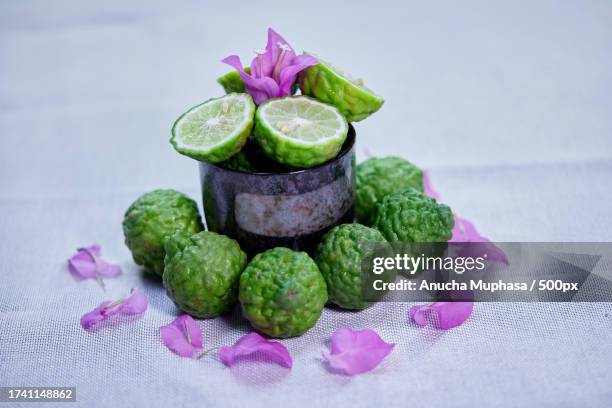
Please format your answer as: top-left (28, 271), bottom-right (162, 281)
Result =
top-left (171, 93), bottom-right (255, 163)
top-left (298, 54), bottom-right (384, 122)
top-left (254, 96), bottom-right (349, 168)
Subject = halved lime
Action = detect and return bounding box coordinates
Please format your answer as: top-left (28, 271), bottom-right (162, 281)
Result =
top-left (254, 96), bottom-right (349, 168)
top-left (216, 67), bottom-right (251, 94)
top-left (171, 93), bottom-right (255, 163)
top-left (298, 53), bottom-right (384, 122)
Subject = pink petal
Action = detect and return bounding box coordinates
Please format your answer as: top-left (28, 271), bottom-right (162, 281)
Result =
top-left (222, 55), bottom-right (279, 104)
top-left (121, 288), bottom-right (148, 314)
top-left (244, 77), bottom-right (280, 105)
top-left (79, 288), bottom-right (148, 331)
top-left (423, 171), bottom-right (440, 200)
top-left (278, 54), bottom-right (318, 96)
top-left (410, 300), bottom-right (474, 329)
top-left (451, 216), bottom-right (509, 264)
top-left (450, 215), bottom-right (480, 242)
top-left (80, 301), bottom-right (112, 330)
top-left (160, 315), bottom-right (203, 358)
top-left (266, 27), bottom-right (296, 67)
top-left (324, 328), bottom-right (394, 375)
top-left (218, 332), bottom-right (292, 368)
top-left (67, 244), bottom-right (121, 280)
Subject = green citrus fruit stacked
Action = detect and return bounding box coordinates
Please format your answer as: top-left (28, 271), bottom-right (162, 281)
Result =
top-left (356, 157), bottom-right (424, 225)
top-left (122, 189), bottom-right (203, 277)
top-left (373, 189), bottom-right (454, 243)
top-left (163, 231), bottom-right (247, 318)
top-left (315, 223), bottom-right (394, 310)
top-left (298, 54), bottom-right (384, 122)
top-left (239, 247), bottom-right (327, 338)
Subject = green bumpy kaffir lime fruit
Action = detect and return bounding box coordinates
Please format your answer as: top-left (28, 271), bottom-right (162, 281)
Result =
top-left (355, 157), bottom-right (424, 226)
top-left (373, 189), bottom-right (454, 243)
top-left (239, 247), bottom-right (327, 338)
top-left (216, 68), bottom-right (250, 94)
top-left (315, 223), bottom-right (395, 310)
top-left (254, 96), bottom-right (349, 168)
top-left (298, 54), bottom-right (384, 122)
top-left (122, 189), bottom-right (203, 277)
top-left (163, 231), bottom-right (247, 318)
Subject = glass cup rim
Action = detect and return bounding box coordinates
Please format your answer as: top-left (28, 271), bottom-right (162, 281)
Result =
top-left (197, 124), bottom-right (356, 177)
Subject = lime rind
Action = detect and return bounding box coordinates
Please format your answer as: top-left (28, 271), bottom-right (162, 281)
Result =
top-left (171, 93), bottom-right (255, 163)
top-left (216, 67), bottom-right (251, 94)
top-left (298, 53), bottom-right (384, 122)
top-left (254, 96), bottom-right (349, 168)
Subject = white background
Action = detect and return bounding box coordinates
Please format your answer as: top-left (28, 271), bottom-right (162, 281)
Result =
top-left (1, 1), bottom-right (611, 407)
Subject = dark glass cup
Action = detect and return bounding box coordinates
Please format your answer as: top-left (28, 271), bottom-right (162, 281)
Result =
top-left (199, 125), bottom-right (356, 256)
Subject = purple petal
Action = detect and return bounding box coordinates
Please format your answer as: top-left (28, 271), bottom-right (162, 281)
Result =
top-left (244, 77), bottom-right (280, 104)
top-left (266, 28), bottom-right (296, 65)
top-left (324, 328), bottom-right (394, 375)
top-left (423, 172), bottom-right (440, 200)
top-left (68, 244), bottom-right (121, 280)
top-left (278, 55), bottom-right (318, 96)
top-left (410, 300), bottom-right (474, 329)
top-left (218, 332), bottom-right (292, 368)
top-left (121, 288), bottom-right (148, 314)
top-left (249, 46), bottom-right (275, 79)
top-left (450, 215), bottom-right (480, 242)
top-left (79, 288), bottom-right (147, 331)
top-left (451, 216), bottom-right (509, 264)
top-left (222, 55), bottom-right (279, 104)
top-left (80, 301), bottom-right (112, 330)
top-left (160, 315), bottom-right (203, 358)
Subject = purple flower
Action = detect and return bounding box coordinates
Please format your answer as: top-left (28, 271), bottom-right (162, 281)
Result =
top-left (410, 298), bottom-right (474, 330)
top-left (323, 327), bottom-right (394, 375)
top-left (423, 171), bottom-right (509, 264)
top-left (422, 171), bottom-right (440, 201)
top-left (68, 244), bottom-right (121, 281)
top-left (160, 315), bottom-right (203, 358)
top-left (80, 288), bottom-right (148, 331)
top-left (222, 28), bottom-right (318, 104)
top-left (219, 332), bottom-right (292, 368)
top-left (450, 215), bottom-right (510, 265)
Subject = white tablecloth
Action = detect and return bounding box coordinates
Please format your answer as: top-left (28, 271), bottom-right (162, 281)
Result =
top-left (1, 1), bottom-right (611, 407)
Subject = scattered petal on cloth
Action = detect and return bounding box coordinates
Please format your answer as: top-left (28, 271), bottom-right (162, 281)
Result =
top-left (423, 171), bottom-right (508, 265)
top-left (67, 244), bottom-right (121, 280)
top-left (80, 288), bottom-right (148, 331)
top-left (423, 171), bottom-right (440, 200)
top-left (323, 328), bottom-right (394, 375)
top-left (222, 27), bottom-right (318, 104)
top-left (160, 315), bottom-right (203, 358)
top-left (218, 332), bottom-right (292, 368)
top-left (450, 215), bottom-right (509, 264)
top-left (410, 299), bottom-right (474, 330)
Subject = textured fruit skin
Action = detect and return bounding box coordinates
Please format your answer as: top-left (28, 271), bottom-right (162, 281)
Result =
top-left (315, 224), bottom-right (394, 310)
top-left (253, 96), bottom-right (348, 168)
top-left (216, 68), bottom-right (250, 94)
top-left (356, 157), bottom-right (424, 225)
top-left (122, 189), bottom-right (203, 276)
top-left (239, 247), bottom-right (327, 338)
top-left (373, 189), bottom-right (454, 243)
top-left (163, 231), bottom-right (247, 318)
top-left (170, 94), bottom-right (255, 163)
top-left (298, 58), bottom-right (384, 122)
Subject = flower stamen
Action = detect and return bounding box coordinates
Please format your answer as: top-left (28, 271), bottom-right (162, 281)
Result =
top-left (272, 43), bottom-right (291, 83)
top-left (254, 48), bottom-right (266, 78)
top-left (184, 318), bottom-right (192, 345)
top-left (78, 246), bottom-right (106, 290)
